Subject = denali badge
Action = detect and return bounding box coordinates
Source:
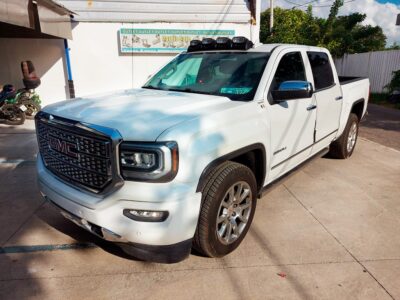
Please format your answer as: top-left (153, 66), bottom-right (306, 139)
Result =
top-left (48, 136), bottom-right (79, 159)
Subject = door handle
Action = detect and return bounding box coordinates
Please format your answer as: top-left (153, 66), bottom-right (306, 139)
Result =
top-left (307, 105), bottom-right (317, 111)
top-left (335, 96), bottom-right (343, 100)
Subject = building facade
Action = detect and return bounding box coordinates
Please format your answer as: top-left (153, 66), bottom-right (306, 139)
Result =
top-left (0, 0), bottom-right (73, 106)
top-left (1, 0), bottom-right (261, 106)
top-left (59, 0), bottom-right (261, 101)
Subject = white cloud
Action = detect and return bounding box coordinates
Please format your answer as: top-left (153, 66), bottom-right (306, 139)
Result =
top-left (261, 0), bottom-right (400, 45)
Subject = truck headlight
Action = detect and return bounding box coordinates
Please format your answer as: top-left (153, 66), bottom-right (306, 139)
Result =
top-left (119, 142), bottom-right (178, 182)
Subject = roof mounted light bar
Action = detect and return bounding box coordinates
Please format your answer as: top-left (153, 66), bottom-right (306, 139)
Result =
top-left (187, 36), bottom-right (253, 52)
top-left (232, 36), bottom-right (254, 50)
top-left (216, 37), bottom-right (232, 49)
top-left (188, 39), bottom-right (202, 52)
top-left (202, 38), bottom-right (216, 50)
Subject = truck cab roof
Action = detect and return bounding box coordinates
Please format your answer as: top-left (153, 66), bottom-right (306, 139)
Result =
top-left (184, 43), bottom-right (330, 54)
top-left (248, 43), bottom-right (330, 53)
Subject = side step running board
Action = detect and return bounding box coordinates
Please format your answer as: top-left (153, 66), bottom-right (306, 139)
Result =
top-left (258, 147), bottom-right (329, 198)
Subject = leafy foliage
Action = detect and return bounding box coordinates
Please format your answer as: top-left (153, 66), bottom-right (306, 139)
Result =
top-left (260, 2), bottom-right (387, 57)
top-left (386, 42), bottom-right (400, 50)
top-left (31, 93), bottom-right (41, 105)
top-left (385, 70), bottom-right (400, 93)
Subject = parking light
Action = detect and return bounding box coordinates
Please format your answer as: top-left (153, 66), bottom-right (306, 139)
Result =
top-left (123, 209), bottom-right (169, 222)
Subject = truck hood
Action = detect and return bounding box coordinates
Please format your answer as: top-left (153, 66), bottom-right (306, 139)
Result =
top-left (43, 88), bottom-right (238, 141)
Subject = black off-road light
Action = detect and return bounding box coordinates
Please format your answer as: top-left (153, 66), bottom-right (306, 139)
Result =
top-left (187, 39), bottom-right (202, 52)
top-left (201, 38), bottom-right (216, 50)
top-left (216, 37), bottom-right (232, 50)
top-left (232, 36), bottom-right (254, 50)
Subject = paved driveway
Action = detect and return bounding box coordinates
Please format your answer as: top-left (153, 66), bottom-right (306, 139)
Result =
top-left (0, 106), bottom-right (399, 299)
top-left (359, 104), bottom-right (400, 151)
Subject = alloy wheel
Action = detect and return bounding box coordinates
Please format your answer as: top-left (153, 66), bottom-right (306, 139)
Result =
top-left (216, 181), bottom-right (253, 245)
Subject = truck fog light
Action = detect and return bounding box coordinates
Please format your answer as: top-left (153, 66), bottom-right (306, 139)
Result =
top-left (123, 209), bottom-right (169, 222)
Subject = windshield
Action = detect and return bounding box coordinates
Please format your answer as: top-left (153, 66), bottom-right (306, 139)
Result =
top-left (143, 52), bottom-right (270, 101)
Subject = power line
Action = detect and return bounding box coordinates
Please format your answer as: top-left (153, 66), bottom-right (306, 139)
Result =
top-left (312, 0), bottom-right (355, 8)
top-left (283, 0), bottom-right (322, 8)
top-left (282, 0), bottom-right (355, 9)
top-left (283, 0), bottom-right (330, 8)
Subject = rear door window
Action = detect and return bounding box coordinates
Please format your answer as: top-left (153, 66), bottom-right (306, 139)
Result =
top-left (307, 52), bottom-right (335, 90)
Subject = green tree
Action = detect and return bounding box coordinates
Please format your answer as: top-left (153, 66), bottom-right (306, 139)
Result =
top-left (324, 13), bottom-right (386, 56)
top-left (385, 70), bottom-right (400, 93)
top-left (260, 7), bottom-right (321, 45)
top-left (260, 4), bottom-right (387, 57)
top-left (323, 0), bottom-right (344, 44)
top-left (386, 42), bottom-right (400, 50)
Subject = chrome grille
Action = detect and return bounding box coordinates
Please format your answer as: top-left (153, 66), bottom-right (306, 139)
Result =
top-left (36, 117), bottom-right (113, 193)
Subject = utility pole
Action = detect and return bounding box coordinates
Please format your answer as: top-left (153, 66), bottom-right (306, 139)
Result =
top-left (270, 0), bottom-right (274, 32)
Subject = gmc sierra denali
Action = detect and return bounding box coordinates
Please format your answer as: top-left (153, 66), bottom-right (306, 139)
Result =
top-left (35, 37), bottom-right (370, 263)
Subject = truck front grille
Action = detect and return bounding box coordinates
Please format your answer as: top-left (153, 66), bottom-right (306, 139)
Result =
top-left (36, 117), bottom-right (114, 193)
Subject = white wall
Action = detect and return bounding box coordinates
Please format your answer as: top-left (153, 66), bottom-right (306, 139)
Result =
top-left (0, 38), bottom-right (69, 105)
top-left (69, 22), bottom-right (252, 97)
top-left (0, 21), bottom-right (256, 106)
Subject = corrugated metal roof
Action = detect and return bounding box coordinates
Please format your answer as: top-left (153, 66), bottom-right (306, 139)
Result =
top-left (39, 0), bottom-right (75, 15)
top-left (58, 0), bottom-right (252, 23)
top-left (0, 0), bottom-right (74, 39)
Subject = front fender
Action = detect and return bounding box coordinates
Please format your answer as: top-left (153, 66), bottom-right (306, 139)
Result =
top-left (156, 103), bottom-right (269, 188)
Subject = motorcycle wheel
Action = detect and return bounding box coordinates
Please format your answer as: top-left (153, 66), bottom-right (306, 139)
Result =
top-left (3, 106), bottom-right (26, 125)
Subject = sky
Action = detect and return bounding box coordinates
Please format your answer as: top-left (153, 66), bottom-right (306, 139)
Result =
top-left (262, 0), bottom-right (400, 45)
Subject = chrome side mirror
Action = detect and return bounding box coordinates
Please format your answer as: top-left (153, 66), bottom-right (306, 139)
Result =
top-left (271, 81), bottom-right (313, 102)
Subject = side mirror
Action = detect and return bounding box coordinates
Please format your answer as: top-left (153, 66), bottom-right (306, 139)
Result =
top-left (271, 81), bottom-right (313, 102)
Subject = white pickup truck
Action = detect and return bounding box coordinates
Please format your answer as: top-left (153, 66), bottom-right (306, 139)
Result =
top-left (35, 37), bottom-right (369, 263)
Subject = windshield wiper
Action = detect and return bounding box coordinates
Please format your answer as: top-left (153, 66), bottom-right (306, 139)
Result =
top-left (167, 88), bottom-right (192, 93)
top-left (142, 85), bottom-right (161, 90)
top-left (167, 88), bottom-right (212, 95)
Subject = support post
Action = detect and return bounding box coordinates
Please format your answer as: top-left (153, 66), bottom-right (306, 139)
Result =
top-left (270, 0), bottom-right (274, 33)
top-left (64, 39), bottom-right (75, 99)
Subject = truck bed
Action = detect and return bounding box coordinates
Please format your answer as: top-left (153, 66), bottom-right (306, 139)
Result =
top-left (339, 76), bottom-right (368, 85)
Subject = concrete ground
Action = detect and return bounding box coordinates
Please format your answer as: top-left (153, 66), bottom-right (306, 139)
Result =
top-left (0, 105), bottom-right (399, 300)
top-left (359, 104), bottom-right (400, 151)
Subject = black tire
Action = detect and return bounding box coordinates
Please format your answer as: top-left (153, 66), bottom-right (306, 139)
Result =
top-left (193, 161), bottom-right (257, 257)
top-left (329, 113), bottom-right (359, 159)
top-left (4, 107), bottom-right (26, 125)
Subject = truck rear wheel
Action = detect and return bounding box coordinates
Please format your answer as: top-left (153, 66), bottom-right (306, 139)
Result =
top-left (329, 113), bottom-right (359, 159)
top-left (193, 161), bottom-right (257, 257)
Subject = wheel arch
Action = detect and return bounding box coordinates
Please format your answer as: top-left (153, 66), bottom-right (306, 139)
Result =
top-left (350, 98), bottom-right (366, 121)
top-left (196, 143), bottom-right (266, 194)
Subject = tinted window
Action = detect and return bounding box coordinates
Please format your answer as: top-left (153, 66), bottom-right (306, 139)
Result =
top-left (270, 52), bottom-right (306, 91)
top-left (144, 52), bottom-right (270, 101)
top-left (307, 52), bottom-right (335, 90)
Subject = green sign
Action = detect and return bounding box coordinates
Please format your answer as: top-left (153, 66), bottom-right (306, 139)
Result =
top-left (119, 28), bottom-right (235, 53)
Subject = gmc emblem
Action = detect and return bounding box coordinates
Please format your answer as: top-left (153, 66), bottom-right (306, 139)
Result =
top-left (48, 136), bottom-right (79, 159)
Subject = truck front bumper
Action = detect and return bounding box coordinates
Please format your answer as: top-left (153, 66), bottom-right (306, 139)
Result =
top-left (37, 156), bottom-right (202, 263)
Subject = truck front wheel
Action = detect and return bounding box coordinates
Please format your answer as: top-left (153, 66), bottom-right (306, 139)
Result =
top-left (329, 113), bottom-right (359, 159)
top-left (193, 161), bottom-right (257, 257)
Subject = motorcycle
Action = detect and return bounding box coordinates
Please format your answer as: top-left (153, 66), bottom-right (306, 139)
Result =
top-left (6, 88), bottom-right (41, 118)
top-left (3, 61), bottom-right (42, 119)
top-left (0, 84), bottom-right (26, 125)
